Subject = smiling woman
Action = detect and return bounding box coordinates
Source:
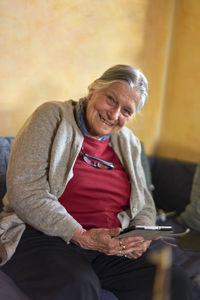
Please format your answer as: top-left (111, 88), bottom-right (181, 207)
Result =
top-left (84, 65), bottom-right (148, 138)
top-left (85, 82), bottom-right (140, 138)
top-left (0, 65), bottom-right (192, 300)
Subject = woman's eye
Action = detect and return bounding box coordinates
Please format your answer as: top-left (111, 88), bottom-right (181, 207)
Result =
top-left (107, 95), bottom-right (115, 103)
top-left (123, 109), bottom-right (131, 116)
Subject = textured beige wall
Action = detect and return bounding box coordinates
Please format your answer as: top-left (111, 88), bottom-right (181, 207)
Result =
top-left (0, 0), bottom-right (199, 162)
top-left (156, 0), bottom-right (200, 162)
top-left (0, 0), bottom-right (150, 133)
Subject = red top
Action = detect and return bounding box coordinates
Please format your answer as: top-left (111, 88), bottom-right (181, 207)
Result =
top-left (58, 135), bottom-right (131, 229)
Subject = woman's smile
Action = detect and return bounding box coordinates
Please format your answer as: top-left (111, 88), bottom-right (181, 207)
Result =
top-left (99, 113), bottom-right (114, 127)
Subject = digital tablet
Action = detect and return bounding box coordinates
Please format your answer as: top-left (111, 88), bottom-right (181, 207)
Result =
top-left (115, 225), bottom-right (189, 240)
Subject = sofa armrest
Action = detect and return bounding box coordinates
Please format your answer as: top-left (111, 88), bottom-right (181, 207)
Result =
top-left (0, 137), bottom-right (14, 212)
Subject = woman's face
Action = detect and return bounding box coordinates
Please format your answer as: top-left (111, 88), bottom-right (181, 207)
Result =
top-left (85, 82), bottom-right (140, 138)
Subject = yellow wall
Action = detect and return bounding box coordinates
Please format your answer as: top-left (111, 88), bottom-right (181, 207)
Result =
top-left (0, 0), bottom-right (199, 162)
top-left (126, 0), bottom-right (175, 155)
top-left (156, 0), bottom-right (200, 162)
top-left (0, 0), bottom-right (151, 134)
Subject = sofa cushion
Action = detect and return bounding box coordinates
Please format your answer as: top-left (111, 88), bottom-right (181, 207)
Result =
top-left (0, 137), bottom-right (14, 212)
top-left (150, 156), bottom-right (196, 214)
top-left (0, 270), bottom-right (29, 300)
top-left (101, 289), bottom-right (118, 300)
top-left (177, 162), bottom-right (200, 232)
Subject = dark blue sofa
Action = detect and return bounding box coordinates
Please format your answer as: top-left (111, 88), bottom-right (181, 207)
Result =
top-left (0, 137), bottom-right (200, 299)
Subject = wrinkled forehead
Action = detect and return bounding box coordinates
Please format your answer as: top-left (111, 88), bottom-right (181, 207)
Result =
top-left (105, 82), bottom-right (141, 103)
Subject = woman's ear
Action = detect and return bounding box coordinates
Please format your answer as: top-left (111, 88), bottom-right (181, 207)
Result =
top-left (87, 90), bottom-right (94, 101)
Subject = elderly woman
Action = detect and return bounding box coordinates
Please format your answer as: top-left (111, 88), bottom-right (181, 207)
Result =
top-left (0, 65), bottom-right (192, 300)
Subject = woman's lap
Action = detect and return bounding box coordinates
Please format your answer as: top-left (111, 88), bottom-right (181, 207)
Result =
top-left (1, 229), bottom-right (101, 300)
top-left (1, 229), bottom-right (193, 300)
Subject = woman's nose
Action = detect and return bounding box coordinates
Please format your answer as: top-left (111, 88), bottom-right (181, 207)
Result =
top-left (108, 107), bottom-right (121, 120)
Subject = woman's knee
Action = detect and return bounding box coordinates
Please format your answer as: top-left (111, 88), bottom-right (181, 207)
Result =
top-left (40, 249), bottom-right (101, 299)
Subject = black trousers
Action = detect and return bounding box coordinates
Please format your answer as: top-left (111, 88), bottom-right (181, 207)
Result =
top-left (1, 229), bottom-right (192, 300)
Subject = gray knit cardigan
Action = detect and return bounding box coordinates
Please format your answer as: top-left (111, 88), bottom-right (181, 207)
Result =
top-left (0, 100), bottom-right (156, 265)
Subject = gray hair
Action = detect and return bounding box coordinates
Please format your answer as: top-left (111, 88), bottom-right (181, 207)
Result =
top-left (88, 64), bottom-right (148, 112)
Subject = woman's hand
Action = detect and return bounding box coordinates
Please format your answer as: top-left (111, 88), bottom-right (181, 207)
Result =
top-left (71, 227), bottom-right (148, 257)
top-left (125, 240), bottom-right (151, 259)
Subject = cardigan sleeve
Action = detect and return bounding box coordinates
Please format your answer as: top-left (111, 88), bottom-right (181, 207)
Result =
top-left (6, 101), bottom-right (82, 243)
top-left (111, 128), bottom-right (156, 227)
top-left (129, 138), bottom-right (156, 226)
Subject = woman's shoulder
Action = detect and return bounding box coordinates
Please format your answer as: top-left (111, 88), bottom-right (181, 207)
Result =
top-left (13, 100), bottom-right (77, 144)
top-left (34, 100), bottom-right (74, 114)
top-left (27, 100), bottom-right (76, 126)
top-left (115, 126), bottom-right (141, 145)
top-left (111, 127), bottom-right (142, 158)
